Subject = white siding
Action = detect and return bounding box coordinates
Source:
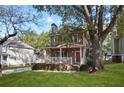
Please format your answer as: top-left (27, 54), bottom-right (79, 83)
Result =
top-left (6, 47), bottom-right (34, 66)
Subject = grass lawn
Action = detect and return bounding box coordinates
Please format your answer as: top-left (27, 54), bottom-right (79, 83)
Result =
top-left (0, 63), bottom-right (124, 87)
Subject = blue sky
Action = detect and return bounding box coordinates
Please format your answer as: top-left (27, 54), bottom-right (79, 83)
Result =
top-left (26, 6), bottom-right (62, 34)
top-left (38, 12), bottom-right (62, 33)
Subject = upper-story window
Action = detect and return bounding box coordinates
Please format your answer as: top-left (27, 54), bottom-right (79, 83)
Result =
top-left (72, 34), bottom-right (78, 43)
top-left (72, 34), bottom-right (83, 44)
top-left (78, 35), bottom-right (83, 44)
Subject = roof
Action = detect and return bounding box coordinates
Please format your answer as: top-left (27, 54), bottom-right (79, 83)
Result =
top-left (56, 43), bottom-right (85, 48)
top-left (38, 43), bottom-right (86, 49)
top-left (3, 39), bottom-right (33, 49)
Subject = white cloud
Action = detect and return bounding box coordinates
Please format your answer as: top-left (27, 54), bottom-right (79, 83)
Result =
top-left (47, 16), bottom-right (54, 23)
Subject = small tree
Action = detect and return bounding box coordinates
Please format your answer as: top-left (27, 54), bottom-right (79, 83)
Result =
top-left (18, 31), bottom-right (38, 48)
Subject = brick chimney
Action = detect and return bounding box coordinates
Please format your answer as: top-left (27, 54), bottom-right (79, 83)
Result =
top-left (51, 23), bottom-right (58, 33)
top-left (50, 23), bottom-right (58, 46)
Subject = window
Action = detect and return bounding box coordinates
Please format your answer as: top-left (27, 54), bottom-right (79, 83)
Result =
top-left (55, 51), bottom-right (59, 57)
top-left (114, 38), bottom-right (119, 54)
top-left (3, 55), bottom-right (7, 61)
top-left (62, 51), bottom-right (68, 57)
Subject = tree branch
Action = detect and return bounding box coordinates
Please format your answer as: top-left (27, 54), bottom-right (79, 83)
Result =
top-left (98, 5), bottom-right (104, 35)
top-left (0, 31), bottom-right (17, 45)
top-left (94, 5), bottom-right (98, 26)
top-left (0, 23), bottom-right (17, 45)
top-left (101, 6), bottom-right (123, 41)
top-left (81, 5), bottom-right (95, 32)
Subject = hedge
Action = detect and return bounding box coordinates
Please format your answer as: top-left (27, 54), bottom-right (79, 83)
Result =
top-left (32, 63), bottom-right (79, 71)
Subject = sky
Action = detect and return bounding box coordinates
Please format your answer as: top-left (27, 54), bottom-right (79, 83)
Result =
top-left (26, 6), bottom-right (62, 34)
top-left (39, 12), bottom-right (62, 33)
top-left (0, 5), bottom-right (62, 37)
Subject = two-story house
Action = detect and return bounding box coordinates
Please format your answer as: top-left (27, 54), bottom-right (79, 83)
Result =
top-left (46, 23), bottom-right (88, 66)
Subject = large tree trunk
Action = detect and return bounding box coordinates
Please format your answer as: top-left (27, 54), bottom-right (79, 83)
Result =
top-left (92, 42), bottom-right (104, 70)
top-left (87, 33), bottom-right (104, 72)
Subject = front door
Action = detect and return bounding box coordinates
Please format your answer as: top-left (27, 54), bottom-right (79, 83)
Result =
top-left (76, 51), bottom-right (80, 64)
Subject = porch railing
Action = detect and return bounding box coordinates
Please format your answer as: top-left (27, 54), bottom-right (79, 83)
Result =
top-left (36, 57), bottom-right (72, 64)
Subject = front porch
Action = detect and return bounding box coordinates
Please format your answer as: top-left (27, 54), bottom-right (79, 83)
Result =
top-left (40, 43), bottom-right (86, 65)
top-left (50, 48), bottom-right (82, 65)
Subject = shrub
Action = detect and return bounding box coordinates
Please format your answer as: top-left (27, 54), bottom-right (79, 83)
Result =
top-left (59, 63), bottom-right (67, 71)
top-left (32, 63), bottom-right (46, 70)
top-left (54, 64), bottom-right (60, 71)
top-left (32, 63), bottom-right (79, 71)
top-left (80, 64), bottom-right (88, 71)
top-left (67, 65), bottom-right (79, 71)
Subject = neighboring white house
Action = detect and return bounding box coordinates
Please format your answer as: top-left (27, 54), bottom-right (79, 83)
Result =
top-left (0, 39), bottom-right (36, 66)
top-left (111, 27), bottom-right (124, 62)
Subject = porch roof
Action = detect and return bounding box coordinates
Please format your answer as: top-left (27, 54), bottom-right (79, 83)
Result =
top-left (40, 43), bottom-right (86, 49)
top-left (57, 43), bottom-right (85, 48)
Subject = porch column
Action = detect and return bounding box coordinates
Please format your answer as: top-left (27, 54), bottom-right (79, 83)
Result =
top-left (74, 49), bottom-right (76, 64)
top-left (71, 57), bottom-right (73, 64)
top-left (59, 48), bottom-right (62, 63)
top-left (82, 46), bottom-right (86, 65)
top-left (80, 46), bottom-right (83, 65)
top-left (43, 49), bottom-right (46, 63)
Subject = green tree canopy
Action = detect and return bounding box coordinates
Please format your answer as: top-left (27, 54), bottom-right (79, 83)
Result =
top-left (19, 31), bottom-right (50, 52)
top-left (19, 31), bottom-right (38, 48)
top-left (35, 32), bottom-right (50, 50)
top-left (116, 11), bottom-right (124, 38)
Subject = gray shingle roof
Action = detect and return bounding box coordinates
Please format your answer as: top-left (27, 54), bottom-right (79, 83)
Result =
top-left (4, 39), bottom-right (33, 49)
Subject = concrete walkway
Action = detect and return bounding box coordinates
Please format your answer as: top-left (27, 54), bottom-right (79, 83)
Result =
top-left (33, 70), bottom-right (77, 73)
top-left (1, 67), bottom-right (32, 75)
